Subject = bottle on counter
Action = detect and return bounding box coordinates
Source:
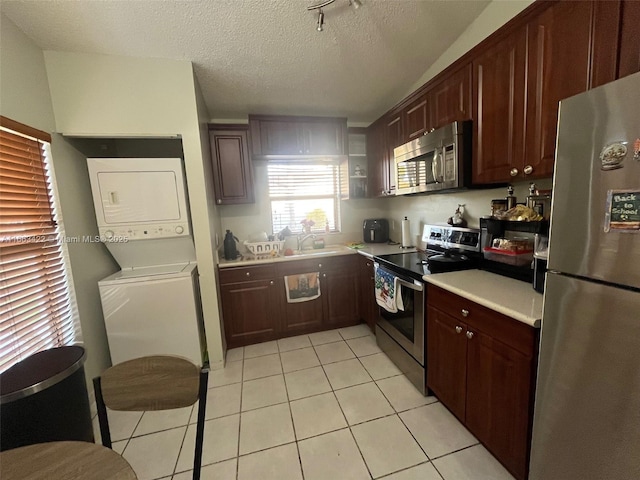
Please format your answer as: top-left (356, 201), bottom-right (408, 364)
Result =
top-left (506, 185), bottom-right (516, 210)
top-left (223, 230), bottom-right (239, 260)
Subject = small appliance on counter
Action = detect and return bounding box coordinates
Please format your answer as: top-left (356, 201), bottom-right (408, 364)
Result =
top-left (363, 219), bottom-right (389, 243)
top-left (480, 217), bottom-right (548, 284)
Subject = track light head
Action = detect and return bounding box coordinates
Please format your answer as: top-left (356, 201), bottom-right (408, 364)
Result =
top-left (316, 9), bottom-right (324, 32)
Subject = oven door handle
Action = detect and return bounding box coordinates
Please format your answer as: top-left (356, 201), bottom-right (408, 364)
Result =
top-left (374, 263), bottom-right (424, 292)
top-left (396, 277), bottom-right (423, 292)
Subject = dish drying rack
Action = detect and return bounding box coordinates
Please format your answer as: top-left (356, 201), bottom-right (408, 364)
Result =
top-left (243, 240), bottom-right (285, 257)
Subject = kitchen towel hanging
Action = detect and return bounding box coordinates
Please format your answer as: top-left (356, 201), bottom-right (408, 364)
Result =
top-left (374, 265), bottom-right (404, 313)
top-left (284, 272), bottom-right (320, 303)
top-left (401, 216), bottom-right (413, 248)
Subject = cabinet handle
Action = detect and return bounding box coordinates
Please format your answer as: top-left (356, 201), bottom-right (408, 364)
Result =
top-left (461, 309), bottom-right (469, 317)
top-left (523, 165), bottom-right (533, 175)
top-left (322, 273), bottom-right (327, 278)
top-left (366, 262), bottom-right (371, 267)
top-left (246, 272), bottom-right (250, 277)
top-left (510, 168), bottom-right (519, 177)
top-left (466, 331), bottom-right (474, 339)
top-left (217, 199), bottom-right (222, 204)
top-left (455, 326), bottom-right (462, 334)
top-left (318, 263), bottom-right (322, 268)
top-left (270, 280), bottom-right (274, 285)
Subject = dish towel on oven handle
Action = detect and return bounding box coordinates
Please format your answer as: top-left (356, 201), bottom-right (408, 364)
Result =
top-left (374, 265), bottom-right (405, 313)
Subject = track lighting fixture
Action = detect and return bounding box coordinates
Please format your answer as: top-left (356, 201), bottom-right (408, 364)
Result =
top-left (316, 9), bottom-right (324, 32)
top-left (307, 0), bottom-right (362, 31)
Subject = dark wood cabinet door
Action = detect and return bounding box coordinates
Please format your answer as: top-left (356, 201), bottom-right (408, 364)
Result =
top-left (525, 1), bottom-right (597, 180)
top-left (431, 64), bottom-right (472, 129)
top-left (209, 129), bottom-right (254, 205)
top-left (385, 114), bottom-right (403, 194)
top-left (302, 121), bottom-right (346, 155)
top-left (590, 0), bottom-right (622, 88)
top-left (472, 28), bottom-right (527, 185)
top-left (366, 120), bottom-right (390, 197)
top-left (323, 257), bottom-right (360, 327)
top-left (426, 306), bottom-right (468, 421)
top-left (220, 279), bottom-right (279, 348)
top-left (358, 256), bottom-right (378, 332)
top-left (403, 95), bottom-right (431, 140)
top-left (255, 120), bottom-right (301, 155)
top-left (619, 0), bottom-right (640, 78)
top-left (280, 292), bottom-right (324, 333)
top-left (465, 329), bottom-right (534, 480)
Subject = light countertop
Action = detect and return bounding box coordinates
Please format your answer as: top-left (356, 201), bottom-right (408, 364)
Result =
top-left (423, 270), bottom-right (543, 328)
top-left (218, 243), bottom-right (415, 268)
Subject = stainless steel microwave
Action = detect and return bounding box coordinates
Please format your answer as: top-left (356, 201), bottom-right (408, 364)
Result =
top-left (393, 121), bottom-right (471, 195)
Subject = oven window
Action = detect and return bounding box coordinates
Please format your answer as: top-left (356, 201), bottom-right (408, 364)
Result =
top-left (380, 287), bottom-right (415, 342)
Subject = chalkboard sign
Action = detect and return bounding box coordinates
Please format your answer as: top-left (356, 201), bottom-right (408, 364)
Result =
top-left (606, 190), bottom-right (640, 231)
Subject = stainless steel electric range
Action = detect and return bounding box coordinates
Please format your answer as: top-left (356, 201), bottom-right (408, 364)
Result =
top-left (373, 224), bottom-right (481, 395)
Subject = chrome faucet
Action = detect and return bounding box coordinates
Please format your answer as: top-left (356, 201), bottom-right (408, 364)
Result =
top-left (297, 234), bottom-right (316, 251)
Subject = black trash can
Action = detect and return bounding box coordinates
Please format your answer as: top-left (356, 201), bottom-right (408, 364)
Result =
top-left (0, 345), bottom-right (94, 451)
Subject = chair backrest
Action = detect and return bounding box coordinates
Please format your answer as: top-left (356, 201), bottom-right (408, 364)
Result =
top-left (101, 356), bottom-right (200, 411)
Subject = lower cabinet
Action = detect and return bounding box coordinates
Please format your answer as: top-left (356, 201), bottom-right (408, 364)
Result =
top-left (426, 284), bottom-right (539, 480)
top-left (358, 255), bottom-right (378, 332)
top-left (218, 265), bottom-right (280, 348)
top-left (219, 255), bottom-right (362, 348)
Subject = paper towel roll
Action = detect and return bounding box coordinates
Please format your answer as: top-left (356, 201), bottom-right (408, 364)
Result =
top-left (401, 217), bottom-right (413, 247)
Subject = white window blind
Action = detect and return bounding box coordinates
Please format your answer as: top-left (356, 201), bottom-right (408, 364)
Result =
top-left (268, 162), bottom-right (341, 234)
top-left (0, 120), bottom-right (76, 373)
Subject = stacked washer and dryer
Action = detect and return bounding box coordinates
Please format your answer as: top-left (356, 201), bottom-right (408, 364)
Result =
top-left (87, 158), bottom-right (206, 367)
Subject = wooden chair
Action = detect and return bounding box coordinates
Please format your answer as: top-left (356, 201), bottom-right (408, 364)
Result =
top-left (93, 356), bottom-right (208, 480)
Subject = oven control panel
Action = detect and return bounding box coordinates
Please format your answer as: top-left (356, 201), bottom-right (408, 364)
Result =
top-left (422, 225), bottom-right (480, 252)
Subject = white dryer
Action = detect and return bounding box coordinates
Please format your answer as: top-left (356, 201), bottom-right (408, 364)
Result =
top-left (98, 263), bottom-right (205, 366)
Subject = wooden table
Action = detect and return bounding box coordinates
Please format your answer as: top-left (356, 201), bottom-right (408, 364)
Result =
top-left (0, 441), bottom-right (137, 480)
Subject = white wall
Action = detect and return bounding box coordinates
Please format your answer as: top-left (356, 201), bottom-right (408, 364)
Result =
top-left (43, 51), bottom-right (225, 369)
top-left (1, 14), bottom-right (119, 383)
top-left (405, 0), bottom-right (535, 96)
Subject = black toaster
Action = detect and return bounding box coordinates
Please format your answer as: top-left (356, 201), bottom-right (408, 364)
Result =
top-left (363, 219), bottom-right (389, 243)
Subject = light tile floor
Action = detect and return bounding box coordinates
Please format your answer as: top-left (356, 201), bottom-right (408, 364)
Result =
top-left (94, 324), bottom-right (515, 480)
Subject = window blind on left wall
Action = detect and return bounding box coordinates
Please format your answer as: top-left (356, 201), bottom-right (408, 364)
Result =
top-left (0, 118), bottom-right (75, 373)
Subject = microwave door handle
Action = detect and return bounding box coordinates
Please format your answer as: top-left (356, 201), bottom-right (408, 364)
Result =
top-left (432, 149), bottom-right (440, 183)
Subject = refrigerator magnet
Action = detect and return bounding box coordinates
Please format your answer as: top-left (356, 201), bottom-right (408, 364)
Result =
top-left (604, 189), bottom-right (640, 232)
top-left (634, 138), bottom-right (640, 161)
top-left (600, 142), bottom-right (627, 170)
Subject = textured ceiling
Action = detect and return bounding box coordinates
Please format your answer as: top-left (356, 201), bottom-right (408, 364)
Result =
top-left (1, 0), bottom-right (490, 124)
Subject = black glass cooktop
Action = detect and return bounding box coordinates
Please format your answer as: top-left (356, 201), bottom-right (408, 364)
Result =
top-left (375, 250), bottom-right (480, 281)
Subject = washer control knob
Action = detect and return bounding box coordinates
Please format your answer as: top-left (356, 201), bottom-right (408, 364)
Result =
top-left (104, 230), bottom-right (114, 239)
top-left (175, 226), bottom-right (184, 234)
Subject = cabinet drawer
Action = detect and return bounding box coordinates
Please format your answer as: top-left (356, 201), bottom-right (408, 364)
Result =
top-left (218, 265), bottom-right (276, 284)
top-left (427, 284), bottom-right (537, 357)
top-left (276, 258), bottom-right (329, 276)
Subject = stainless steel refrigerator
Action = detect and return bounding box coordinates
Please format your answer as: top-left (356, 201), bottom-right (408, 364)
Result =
top-left (529, 72), bottom-right (640, 480)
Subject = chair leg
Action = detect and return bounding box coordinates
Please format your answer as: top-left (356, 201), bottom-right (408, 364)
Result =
top-left (93, 377), bottom-right (112, 449)
top-left (192, 369), bottom-right (209, 480)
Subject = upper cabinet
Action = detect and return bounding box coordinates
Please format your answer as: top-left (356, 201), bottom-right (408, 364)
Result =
top-left (249, 115), bottom-right (347, 157)
top-left (367, 0), bottom-right (639, 188)
top-left (524, 0), bottom-right (617, 181)
top-left (618, 0), bottom-right (640, 78)
top-left (472, 29), bottom-right (528, 185)
top-left (403, 94), bottom-right (432, 140)
top-left (431, 64), bottom-right (472, 130)
top-left (209, 126), bottom-right (254, 205)
top-left (366, 118), bottom-right (392, 197)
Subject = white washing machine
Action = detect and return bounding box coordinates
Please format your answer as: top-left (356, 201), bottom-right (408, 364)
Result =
top-left (98, 263), bottom-right (205, 366)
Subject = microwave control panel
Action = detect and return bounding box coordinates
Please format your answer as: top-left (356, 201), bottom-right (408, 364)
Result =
top-left (443, 145), bottom-right (456, 182)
